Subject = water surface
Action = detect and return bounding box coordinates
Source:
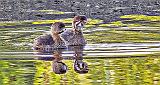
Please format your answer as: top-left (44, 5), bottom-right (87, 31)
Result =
top-left (0, 14), bottom-right (160, 85)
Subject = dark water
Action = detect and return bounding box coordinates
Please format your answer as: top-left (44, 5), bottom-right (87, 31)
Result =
top-left (0, 0), bottom-right (160, 21)
top-left (0, 14), bottom-right (160, 84)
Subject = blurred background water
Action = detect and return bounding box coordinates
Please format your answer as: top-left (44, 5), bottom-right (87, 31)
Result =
top-left (0, 0), bottom-right (160, 85)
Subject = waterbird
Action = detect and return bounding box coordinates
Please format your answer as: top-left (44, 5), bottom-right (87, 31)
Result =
top-left (33, 22), bottom-right (66, 51)
top-left (60, 15), bottom-right (87, 46)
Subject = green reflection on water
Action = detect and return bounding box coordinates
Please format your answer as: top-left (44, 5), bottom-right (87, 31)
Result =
top-left (0, 57), bottom-right (160, 84)
top-left (0, 60), bottom-right (35, 85)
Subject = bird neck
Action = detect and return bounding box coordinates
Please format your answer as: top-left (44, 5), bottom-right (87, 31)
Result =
top-left (51, 32), bottom-right (62, 43)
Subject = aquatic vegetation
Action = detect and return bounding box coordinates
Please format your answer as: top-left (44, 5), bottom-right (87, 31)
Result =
top-left (85, 24), bottom-right (95, 28)
top-left (87, 19), bottom-right (103, 25)
top-left (127, 23), bottom-right (142, 27)
top-left (0, 21), bottom-right (32, 26)
top-left (99, 14), bottom-right (160, 28)
top-left (32, 20), bottom-right (61, 25)
top-left (111, 21), bottom-right (124, 26)
top-left (31, 18), bottom-right (74, 25)
top-left (32, 18), bottom-right (103, 25)
top-left (120, 15), bottom-right (160, 21)
top-left (0, 18), bottom-right (103, 30)
top-left (99, 21), bottom-right (126, 27)
top-left (99, 21), bottom-right (142, 28)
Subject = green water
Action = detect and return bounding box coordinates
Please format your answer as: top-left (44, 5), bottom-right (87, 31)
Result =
top-left (1, 57), bottom-right (160, 85)
top-left (0, 14), bottom-right (160, 85)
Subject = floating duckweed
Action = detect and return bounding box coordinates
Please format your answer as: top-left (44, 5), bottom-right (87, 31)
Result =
top-left (99, 21), bottom-right (142, 27)
top-left (61, 18), bottom-right (73, 23)
top-left (85, 25), bottom-right (95, 28)
top-left (120, 15), bottom-right (160, 21)
top-left (0, 18), bottom-right (72, 26)
top-left (99, 21), bottom-right (127, 27)
top-left (32, 18), bottom-right (73, 25)
top-left (0, 21), bottom-right (32, 26)
top-left (32, 20), bottom-right (61, 24)
top-left (87, 19), bottom-right (103, 25)
top-left (111, 21), bottom-right (123, 25)
top-left (128, 24), bottom-right (142, 27)
top-left (0, 18), bottom-right (103, 28)
top-left (99, 24), bottom-right (112, 27)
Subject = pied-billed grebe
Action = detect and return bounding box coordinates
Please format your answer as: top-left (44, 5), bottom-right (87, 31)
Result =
top-left (33, 22), bottom-right (66, 50)
top-left (60, 15), bottom-right (87, 46)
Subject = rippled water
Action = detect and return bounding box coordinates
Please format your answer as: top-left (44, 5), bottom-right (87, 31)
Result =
top-left (0, 14), bottom-right (160, 85)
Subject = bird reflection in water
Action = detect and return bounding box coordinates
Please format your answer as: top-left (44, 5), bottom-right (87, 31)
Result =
top-left (33, 46), bottom-right (89, 74)
top-left (35, 49), bottom-right (68, 74)
top-left (68, 46), bottom-right (89, 74)
top-left (52, 50), bottom-right (68, 74)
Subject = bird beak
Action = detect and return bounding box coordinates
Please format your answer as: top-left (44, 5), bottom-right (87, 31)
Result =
top-left (83, 20), bottom-right (87, 24)
top-left (58, 30), bottom-right (64, 34)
